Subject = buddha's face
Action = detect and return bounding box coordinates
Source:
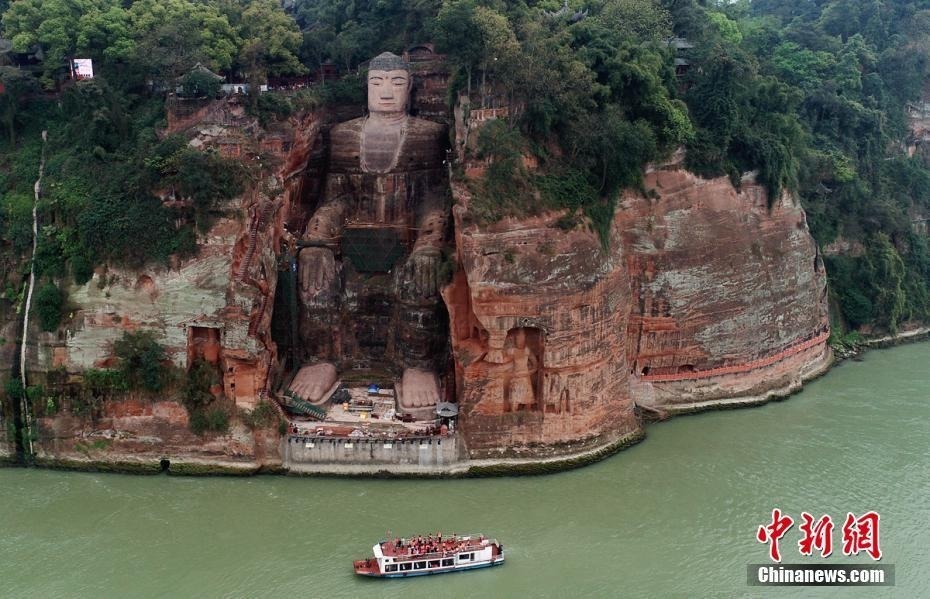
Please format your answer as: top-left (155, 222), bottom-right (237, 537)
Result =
top-left (368, 69), bottom-right (411, 114)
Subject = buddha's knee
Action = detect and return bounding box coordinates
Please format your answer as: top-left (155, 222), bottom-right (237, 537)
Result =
top-left (398, 248), bottom-right (441, 300)
top-left (299, 247), bottom-right (338, 305)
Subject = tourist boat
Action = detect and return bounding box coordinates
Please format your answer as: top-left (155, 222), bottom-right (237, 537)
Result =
top-left (353, 534), bottom-right (504, 578)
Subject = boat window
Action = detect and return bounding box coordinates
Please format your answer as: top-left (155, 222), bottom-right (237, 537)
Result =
top-left (428, 560), bottom-right (441, 568)
top-left (385, 564), bottom-right (398, 572)
top-left (400, 562), bottom-right (413, 571)
top-left (458, 553), bottom-right (472, 561)
top-left (414, 561), bottom-right (427, 570)
top-left (441, 558), bottom-right (454, 566)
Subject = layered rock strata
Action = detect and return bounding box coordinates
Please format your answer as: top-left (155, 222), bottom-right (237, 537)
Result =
top-left (444, 159), bottom-right (831, 456)
top-left (443, 184), bottom-right (639, 458)
top-left (619, 166), bottom-right (831, 409)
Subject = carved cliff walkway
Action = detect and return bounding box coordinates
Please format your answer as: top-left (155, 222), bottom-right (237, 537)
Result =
top-left (642, 331), bottom-right (830, 383)
top-left (237, 200), bottom-right (276, 282)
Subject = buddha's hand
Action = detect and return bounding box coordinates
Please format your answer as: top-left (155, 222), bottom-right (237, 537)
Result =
top-left (397, 247), bottom-right (443, 301)
top-left (298, 246), bottom-right (338, 305)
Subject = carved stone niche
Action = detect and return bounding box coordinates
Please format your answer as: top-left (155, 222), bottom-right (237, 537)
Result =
top-left (501, 327), bottom-right (544, 413)
top-left (187, 326), bottom-right (222, 367)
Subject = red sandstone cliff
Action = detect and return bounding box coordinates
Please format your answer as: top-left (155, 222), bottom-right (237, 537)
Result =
top-left (444, 157), bottom-right (832, 456)
top-left (443, 184), bottom-right (637, 458)
top-left (620, 164), bottom-right (831, 409)
top-left (18, 82), bottom-right (832, 467)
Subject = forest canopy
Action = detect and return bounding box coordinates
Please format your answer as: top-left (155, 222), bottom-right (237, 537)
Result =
top-left (2, 0), bottom-right (930, 335)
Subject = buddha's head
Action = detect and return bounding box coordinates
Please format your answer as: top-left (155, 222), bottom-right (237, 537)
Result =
top-left (367, 52), bottom-right (411, 115)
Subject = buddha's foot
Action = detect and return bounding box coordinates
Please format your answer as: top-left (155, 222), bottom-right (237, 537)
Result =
top-left (289, 362), bottom-right (338, 404)
top-left (399, 367), bottom-right (440, 409)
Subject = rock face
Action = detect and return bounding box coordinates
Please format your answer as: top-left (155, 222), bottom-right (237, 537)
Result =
top-left (43, 100), bottom-right (305, 411)
top-left (16, 62), bottom-right (830, 467)
top-left (619, 166), bottom-right (830, 397)
top-left (19, 97), bottom-right (308, 467)
top-left (444, 159), bottom-right (831, 456)
top-left (34, 397), bottom-right (281, 469)
top-left (443, 184), bottom-right (638, 458)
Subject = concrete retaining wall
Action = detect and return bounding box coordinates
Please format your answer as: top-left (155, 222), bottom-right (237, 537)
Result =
top-left (284, 435), bottom-right (460, 467)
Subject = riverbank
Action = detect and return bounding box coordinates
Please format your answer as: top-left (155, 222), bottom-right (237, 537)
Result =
top-left (861, 325), bottom-right (930, 348)
top-left (5, 326), bottom-right (927, 477)
top-left (285, 428), bottom-right (646, 478)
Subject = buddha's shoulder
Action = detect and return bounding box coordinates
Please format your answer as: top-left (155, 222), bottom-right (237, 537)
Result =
top-left (406, 118), bottom-right (448, 154)
top-left (330, 117), bottom-right (365, 139)
top-left (407, 117), bottom-right (447, 138)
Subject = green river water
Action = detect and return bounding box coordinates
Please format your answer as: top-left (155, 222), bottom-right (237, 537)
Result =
top-left (1, 342), bottom-right (928, 598)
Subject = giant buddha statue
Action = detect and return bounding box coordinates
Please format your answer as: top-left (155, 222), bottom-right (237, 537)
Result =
top-left (290, 52), bottom-right (450, 416)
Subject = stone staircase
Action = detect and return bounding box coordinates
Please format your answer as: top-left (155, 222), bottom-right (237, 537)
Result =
top-left (283, 391), bottom-right (327, 420)
top-left (237, 200), bottom-right (276, 281)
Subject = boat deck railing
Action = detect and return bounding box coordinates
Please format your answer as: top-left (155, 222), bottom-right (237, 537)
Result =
top-left (381, 538), bottom-right (496, 562)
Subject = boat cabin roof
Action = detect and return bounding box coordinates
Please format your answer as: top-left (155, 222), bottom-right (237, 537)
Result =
top-left (376, 534), bottom-right (492, 562)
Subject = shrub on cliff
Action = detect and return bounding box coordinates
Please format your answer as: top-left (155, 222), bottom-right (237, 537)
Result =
top-left (249, 93), bottom-right (296, 126)
top-left (145, 136), bottom-right (245, 233)
top-left (180, 70), bottom-right (223, 99)
top-left (183, 359), bottom-right (219, 411)
top-left (182, 359), bottom-right (233, 435)
top-left (113, 331), bottom-right (169, 393)
top-left (189, 405), bottom-right (230, 436)
top-left (315, 73), bottom-right (366, 107)
top-left (34, 282), bottom-right (66, 332)
top-left (241, 401), bottom-right (280, 430)
top-left (83, 369), bottom-right (130, 397)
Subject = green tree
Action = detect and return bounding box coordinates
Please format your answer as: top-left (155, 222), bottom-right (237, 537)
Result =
top-left (127, 0), bottom-right (239, 85)
top-left (1, 0), bottom-right (134, 85)
top-left (864, 233), bottom-right (907, 332)
top-left (595, 0), bottom-right (672, 42)
top-left (707, 11), bottom-right (742, 45)
top-left (433, 1), bottom-right (478, 93)
top-left (113, 330), bottom-right (169, 393)
top-left (0, 66), bottom-right (39, 146)
top-left (34, 282), bottom-right (65, 331)
top-left (237, 0), bottom-right (304, 83)
top-left (180, 68), bottom-right (223, 98)
top-left (75, 5), bottom-right (134, 62)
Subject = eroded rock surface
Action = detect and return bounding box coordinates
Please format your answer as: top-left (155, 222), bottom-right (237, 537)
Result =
top-left (20, 76), bottom-right (831, 467)
top-left (444, 159), bottom-right (831, 457)
top-left (619, 166), bottom-right (830, 394)
top-left (443, 184), bottom-right (638, 458)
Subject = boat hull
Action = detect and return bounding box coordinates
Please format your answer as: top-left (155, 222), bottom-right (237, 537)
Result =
top-left (356, 557), bottom-right (505, 578)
